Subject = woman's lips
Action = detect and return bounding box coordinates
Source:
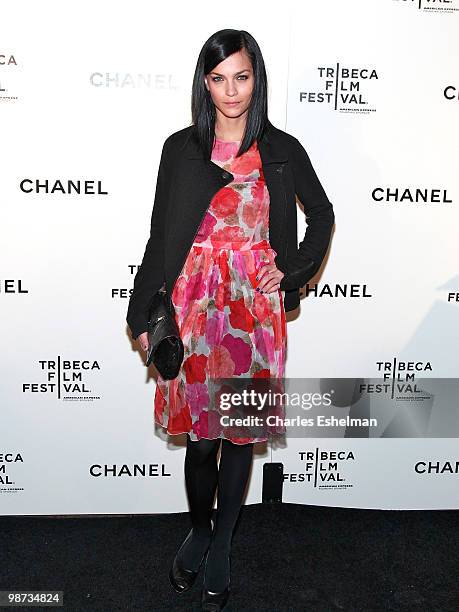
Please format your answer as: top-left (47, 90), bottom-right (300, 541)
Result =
top-left (225, 101), bottom-right (240, 106)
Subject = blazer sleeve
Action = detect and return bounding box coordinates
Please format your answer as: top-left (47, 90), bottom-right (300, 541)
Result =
top-left (279, 137), bottom-right (335, 291)
top-left (126, 138), bottom-right (171, 340)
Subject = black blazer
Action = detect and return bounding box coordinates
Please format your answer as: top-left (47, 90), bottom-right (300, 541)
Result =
top-left (127, 121), bottom-right (335, 340)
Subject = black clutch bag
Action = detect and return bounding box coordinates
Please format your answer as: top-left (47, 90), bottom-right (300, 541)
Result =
top-left (146, 284), bottom-right (184, 380)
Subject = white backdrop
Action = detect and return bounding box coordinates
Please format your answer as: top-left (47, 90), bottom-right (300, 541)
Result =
top-left (1, 0), bottom-right (458, 515)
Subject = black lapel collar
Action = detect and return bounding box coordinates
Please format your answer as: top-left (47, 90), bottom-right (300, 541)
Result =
top-left (183, 122), bottom-right (288, 164)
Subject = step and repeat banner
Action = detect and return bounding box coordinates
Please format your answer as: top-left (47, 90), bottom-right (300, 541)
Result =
top-left (1, 1), bottom-right (458, 515)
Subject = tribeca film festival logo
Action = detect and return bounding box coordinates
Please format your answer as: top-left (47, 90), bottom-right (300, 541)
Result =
top-left (23, 357), bottom-right (101, 401)
top-left (394, 0), bottom-right (458, 13)
top-left (0, 452), bottom-right (24, 495)
top-left (374, 358), bottom-right (432, 399)
top-left (299, 64), bottom-right (379, 113)
top-left (0, 52), bottom-right (18, 103)
top-left (284, 448), bottom-right (356, 490)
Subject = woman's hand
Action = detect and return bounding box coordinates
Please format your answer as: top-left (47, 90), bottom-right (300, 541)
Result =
top-left (138, 331), bottom-right (149, 353)
top-left (256, 263), bottom-right (285, 294)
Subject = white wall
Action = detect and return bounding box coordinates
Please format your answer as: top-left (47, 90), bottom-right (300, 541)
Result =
top-left (1, 0), bottom-right (458, 515)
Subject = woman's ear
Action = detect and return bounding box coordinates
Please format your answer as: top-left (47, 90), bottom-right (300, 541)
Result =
top-left (204, 77), bottom-right (209, 91)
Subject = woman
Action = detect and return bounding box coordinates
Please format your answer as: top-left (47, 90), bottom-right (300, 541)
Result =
top-left (127, 29), bottom-right (334, 611)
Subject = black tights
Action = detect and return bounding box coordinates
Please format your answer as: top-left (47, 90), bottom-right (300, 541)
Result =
top-left (178, 436), bottom-right (254, 591)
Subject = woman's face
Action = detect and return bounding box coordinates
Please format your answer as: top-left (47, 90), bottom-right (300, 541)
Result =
top-left (204, 49), bottom-right (254, 120)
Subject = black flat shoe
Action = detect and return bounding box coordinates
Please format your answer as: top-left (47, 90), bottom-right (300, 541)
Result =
top-left (169, 526), bottom-right (212, 594)
top-left (201, 549), bottom-right (231, 611)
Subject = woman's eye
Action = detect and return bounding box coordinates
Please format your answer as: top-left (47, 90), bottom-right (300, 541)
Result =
top-left (211, 75), bottom-right (249, 82)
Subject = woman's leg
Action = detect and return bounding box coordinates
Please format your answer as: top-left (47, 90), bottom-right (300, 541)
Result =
top-left (204, 438), bottom-right (254, 592)
top-left (178, 436), bottom-right (221, 570)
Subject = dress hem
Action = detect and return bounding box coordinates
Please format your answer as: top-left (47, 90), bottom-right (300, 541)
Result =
top-left (154, 420), bottom-right (270, 445)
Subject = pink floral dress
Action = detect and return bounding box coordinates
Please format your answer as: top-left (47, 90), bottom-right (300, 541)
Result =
top-left (154, 137), bottom-right (287, 445)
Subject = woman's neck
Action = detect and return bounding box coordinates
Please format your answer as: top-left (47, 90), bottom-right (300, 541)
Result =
top-left (214, 119), bottom-right (246, 143)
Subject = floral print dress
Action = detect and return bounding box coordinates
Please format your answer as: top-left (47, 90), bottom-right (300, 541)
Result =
top-left (154, 137), bottom-right (287, 445)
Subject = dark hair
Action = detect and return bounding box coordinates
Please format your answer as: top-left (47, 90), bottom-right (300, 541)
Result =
top-left (191, 29), bottom-right (270, 160)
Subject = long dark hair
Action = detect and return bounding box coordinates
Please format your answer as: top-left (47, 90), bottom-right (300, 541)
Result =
top-left (191, 29), bottom-right (270, 160)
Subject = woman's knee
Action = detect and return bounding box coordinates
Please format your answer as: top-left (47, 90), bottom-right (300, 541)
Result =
top-left (185, 436), bottom-right (221, 465)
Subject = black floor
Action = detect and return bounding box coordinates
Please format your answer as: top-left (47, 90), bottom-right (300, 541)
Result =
top-left (2, 503), bottom-right (459, 611)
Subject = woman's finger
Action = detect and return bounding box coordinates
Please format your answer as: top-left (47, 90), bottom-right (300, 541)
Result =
top-left (257, 269), bottom-right (284, 292)
top-left (258, 280), bottom-right (281, 294)
top-left (257, 276), bottom-right (283, 293)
